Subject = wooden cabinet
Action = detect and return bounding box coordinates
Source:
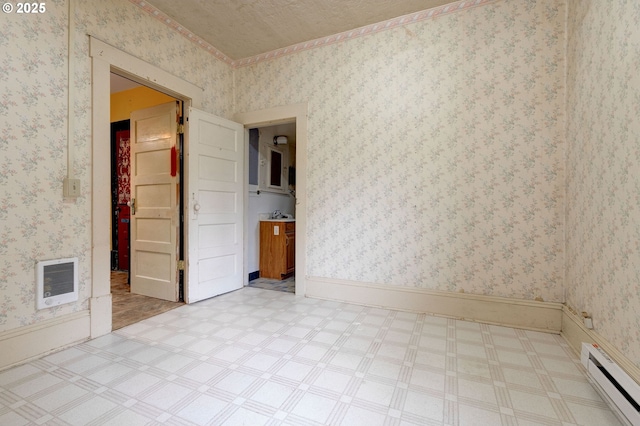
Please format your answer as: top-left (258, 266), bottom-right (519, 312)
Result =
top-left (259, 221), bottom-right (295, 279)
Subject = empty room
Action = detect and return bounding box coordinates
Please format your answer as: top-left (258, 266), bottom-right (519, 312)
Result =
top-left (0, 0), bottom-right (638, 424)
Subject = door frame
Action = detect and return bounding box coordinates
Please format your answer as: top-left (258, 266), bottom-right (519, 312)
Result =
top-left (235, 104), bottom-right (308, 297)
top-left (89, 37), bottom-right (202, 338)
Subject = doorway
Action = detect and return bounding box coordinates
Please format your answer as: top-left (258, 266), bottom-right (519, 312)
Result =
top-left (90, 37), bottom-right (204, 338)
top-left (109, 73), bottom-right (184, 329)
top-left (235, 103), bottom-right (308, 297)
top-left (90, 38), bottom-right (306, 339)
top-left (246, 123), bottom-right (296, 294)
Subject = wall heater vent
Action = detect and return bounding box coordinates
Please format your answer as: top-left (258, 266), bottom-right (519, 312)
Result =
top-left (36, 257), bottom-right (79, 310)
top-left (581, 343), bottom-right (640, 425)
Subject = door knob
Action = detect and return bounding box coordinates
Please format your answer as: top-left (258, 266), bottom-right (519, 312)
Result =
top-left (191, 193), bottom-right (200, 218)
top-left (127, 198), bottom-right (135, 215)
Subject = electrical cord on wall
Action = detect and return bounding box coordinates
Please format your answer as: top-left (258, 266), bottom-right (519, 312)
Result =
top-left (64, 0), bottom-right (78, 199)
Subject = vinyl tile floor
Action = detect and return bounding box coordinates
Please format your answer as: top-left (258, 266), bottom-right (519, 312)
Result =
top-left (0, 287), bottom-right (623, 426)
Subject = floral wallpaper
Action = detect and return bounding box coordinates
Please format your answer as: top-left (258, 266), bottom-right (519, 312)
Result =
top-left (0, 0), bottom-right (82, 329)
top-left (236, 0), bottom-right (567, 302)
top-left (565, 0), bottom-right (640, 370)
top-left (0, 0), bottom-right (234, 332)
top-left (116, 131), bottom-right (130, 205)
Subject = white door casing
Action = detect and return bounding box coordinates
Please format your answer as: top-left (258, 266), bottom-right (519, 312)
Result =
top-left (235, 103), bottom-right (308, 296)
top-left (186, 108), bottom-right (244, 303)
top-left (129, 101), bottom-right (180, 302)
top-left (90, 37), bottom-right (203, 338)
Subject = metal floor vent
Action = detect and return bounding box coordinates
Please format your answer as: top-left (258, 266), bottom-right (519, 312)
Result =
top-left (36, 257), bottom-right (79, 309)
top-left (581, 343), bottom-right (640, 425)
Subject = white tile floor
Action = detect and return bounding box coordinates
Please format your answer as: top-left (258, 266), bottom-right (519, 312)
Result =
top-left (0, 287), bottom-right (624, 425)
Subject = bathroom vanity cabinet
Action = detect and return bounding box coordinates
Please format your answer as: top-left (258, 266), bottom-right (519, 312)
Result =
top-left (259, 220), bottom-right (295, 279)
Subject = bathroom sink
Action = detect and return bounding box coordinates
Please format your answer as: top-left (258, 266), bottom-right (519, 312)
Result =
top-left (262, 218), bottom-right (295, 222)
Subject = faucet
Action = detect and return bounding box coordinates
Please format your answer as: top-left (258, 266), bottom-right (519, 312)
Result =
top-left (272, 210), bottom-right (283, 219)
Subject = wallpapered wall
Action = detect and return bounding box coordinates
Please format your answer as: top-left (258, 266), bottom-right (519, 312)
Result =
top-left (236, 0), bottom-right (566, 301)
top-left (0, 0), bottom-right (234, 333)
top-left (566, 0), bottom-right (640, 370)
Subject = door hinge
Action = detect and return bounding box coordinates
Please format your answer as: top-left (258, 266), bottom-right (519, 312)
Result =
top-left (177, 260), bottom-right (185, 270)
top-left (177, 124), bottom-right (184, 134)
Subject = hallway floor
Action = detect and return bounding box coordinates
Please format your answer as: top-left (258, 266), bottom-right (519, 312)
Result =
top-left (111, 271), bottom-right (184, 330)
top-left (247, 275), bottom-right (295, 293)
top-left (0, 287), bottom-right (622, 425)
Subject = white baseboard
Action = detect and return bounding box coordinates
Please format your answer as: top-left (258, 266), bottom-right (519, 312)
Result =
top-left (0, 311), bottom-right (91, 371)
top-left (306, 277), bottom-right (562, 333)
top-left (561, 306), bottom-right (640, 386)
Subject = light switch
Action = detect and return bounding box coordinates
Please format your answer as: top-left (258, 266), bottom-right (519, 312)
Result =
top-left (273, 225), bottom-right (279, 235)
top-left (63, 178), bottom-right (81, 198)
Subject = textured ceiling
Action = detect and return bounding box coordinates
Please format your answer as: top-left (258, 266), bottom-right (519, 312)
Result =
top-left (145, 0), bottom-right (458, 60)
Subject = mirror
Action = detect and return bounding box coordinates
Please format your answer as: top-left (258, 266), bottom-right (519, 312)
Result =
top-left (269, 148), bottom-right (283, 189)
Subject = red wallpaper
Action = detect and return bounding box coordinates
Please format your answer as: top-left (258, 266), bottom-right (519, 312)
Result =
top-left (115, 130), bottom-right (130, 204)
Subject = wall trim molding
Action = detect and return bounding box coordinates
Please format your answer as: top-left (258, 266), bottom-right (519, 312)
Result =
top-left (561, 306), bottom-right (640, 385)
top-left (89, 36), bottom-right (203, 344)
top-left (90, 294), bottom-right (112, 338)
top-left (306, 277), bottom-right (563, 333)
top-left (0, 311), bottom-right (90, 371)
top-left (127, 0), bottom-right (235, 66)
top-left (129, 0), bottom-right (500, 69)
top-left (233, 0), bottom-right (499, 68)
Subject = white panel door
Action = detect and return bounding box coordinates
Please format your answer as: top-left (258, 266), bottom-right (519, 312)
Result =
top-left (130, 101), bottom-right (180, 302)
top-left (186, 108), bottom-right (244, 303)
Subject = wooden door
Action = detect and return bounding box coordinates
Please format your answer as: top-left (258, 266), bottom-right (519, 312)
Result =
top-left (129, 101), bottom-right (180, 301)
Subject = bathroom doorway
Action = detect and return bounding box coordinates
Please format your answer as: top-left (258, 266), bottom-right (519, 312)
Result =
top-left (246, 123), bottom-right (296, 294)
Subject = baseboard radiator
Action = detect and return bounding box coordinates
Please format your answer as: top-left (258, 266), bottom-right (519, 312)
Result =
top-left (581, 343), bottom-right (640, 425)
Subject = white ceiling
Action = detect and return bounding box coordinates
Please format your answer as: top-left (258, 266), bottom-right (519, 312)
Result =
top-left (111, 73), bottom-right (142, 93)
top-left (145, 0), bottom-right (458, 60)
